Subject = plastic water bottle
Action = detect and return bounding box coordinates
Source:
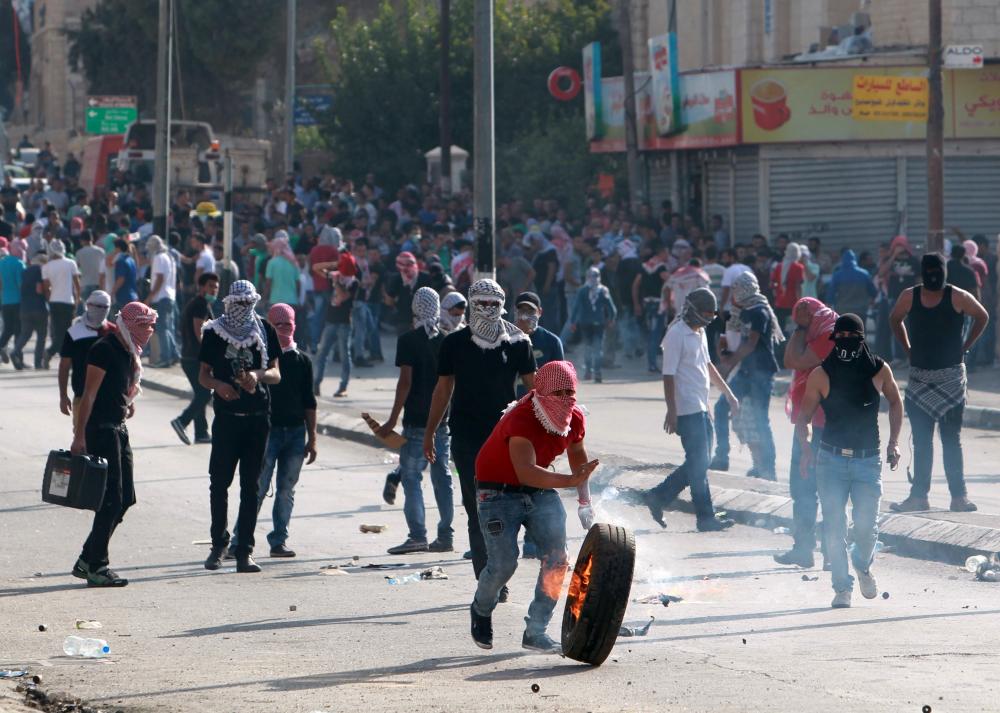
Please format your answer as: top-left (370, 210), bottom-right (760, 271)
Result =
top-left (385, 574), bottom-right (420, 585)
top-left (772, 526), bottom-right (791, 535)
top-left (965, 555), bottom-right (989, 573)
top-left (63, 636), bottom-right (109, 658)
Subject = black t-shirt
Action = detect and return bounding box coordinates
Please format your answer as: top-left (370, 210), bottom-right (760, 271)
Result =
top-left (0, 185), bottom-right (19, 210)
top-left (639, 265), bottom-right (667, 299)
top-left (887, 255), bottom-right (920, 301)
top-left (180, 295), bottom-right (215, 360)
top-left (60, 322), bottom-right (114, 397)
top-left (947, 260), bottom-right (979, 296)
top-left (86, 334), bottom-right (133, 425)
top-left (199, 321), bottom-right (282, 414)
top-left (385, 272), bottom-right (432, 326)
top-left (532, 250), bottom-right (559, 292)
top-left (327, 280), bottom-right (359, 324)
top-left (437, 327), bottom-right (536, 442)
top-left (617, 257), bottom-right (641, 309)
top-left (270, 348), bottom-right (317, 427)
top-left (395, 327), bottom-right (446, 428)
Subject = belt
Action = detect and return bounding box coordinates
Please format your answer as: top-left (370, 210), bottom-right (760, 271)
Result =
top-left (218, 410), bottom-right (268, 418)
top-left (819, 442), bottom-right (880, 459)
top-left (90, 421), bottom-right (126, 431)
top-left (477, 481), bottom-right (542, 495)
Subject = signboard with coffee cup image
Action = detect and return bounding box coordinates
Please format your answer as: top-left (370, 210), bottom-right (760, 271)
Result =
top-left (589, 70), bottom-right (738, 153)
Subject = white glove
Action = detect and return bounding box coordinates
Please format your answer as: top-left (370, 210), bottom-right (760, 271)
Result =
top-left (578, 502), bottom-right (595, 530)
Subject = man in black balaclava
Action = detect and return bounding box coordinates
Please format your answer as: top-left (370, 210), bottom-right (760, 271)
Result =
top-left (888, 253), bottom-right (989, 513)
top-left (796, 314), bottom-right (903, 609)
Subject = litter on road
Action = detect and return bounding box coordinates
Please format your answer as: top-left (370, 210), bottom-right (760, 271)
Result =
top-left (618, 616), bottom-right (655, 637)
top-left (75, 619), bottom-right (102, 630)
top-left (0, 670), bottom-right (28, 678)
top-left (359, 524), bottom-right (388, 533)
top-left (420, 566), bottom-right (448, 580)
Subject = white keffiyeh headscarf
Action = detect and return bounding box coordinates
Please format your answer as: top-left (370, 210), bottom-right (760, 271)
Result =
top-left (439, 291), bottom-right (467, 334)
top-left (202, 279), bottom-right (268, 355)
top-left (412, 286), bottom-right (441, 338)
top-left (731, 271), bottom-right (785, 345)
top-left (467, 278), bottom-right (527, 351)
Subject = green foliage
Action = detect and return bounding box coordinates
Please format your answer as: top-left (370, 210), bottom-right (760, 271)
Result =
top-left (68, 0), bottom-right (281, 128)
top-left (322, 0), bottom-right (620, 192)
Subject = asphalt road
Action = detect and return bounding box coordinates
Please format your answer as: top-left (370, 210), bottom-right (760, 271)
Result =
top-left (1, 370), bottom-right (998, 713)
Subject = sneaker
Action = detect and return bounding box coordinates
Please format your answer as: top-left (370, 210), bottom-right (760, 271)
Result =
top-left (355, 359), bottom-right (374, 368)
top-left (470, 604), bottom-right (493, 650)
top-left (236, 554), bottom-right (262, 573)
top-left (584, 370), bottom-right (592, 380)
top-left (856, 567), bottom-right (878, 599)
top-left (889, 496), bottom-right (930, 513)
top-left (170, 417), bottom-right (191, 446)
top-left (0, 348), bottom-right (8, 364)
top-left (462, 550), bottom-right (473, 560)
top-left (773, 549), bottom-right (815, 568)
top-left (387, 538), bottom-right (429, 555)
top-left (87, 566), bottom-right (128, 587)
top-left (697, 515), bottom-right (735, 532)
top-left (709, 455), bottom-right (729, 471)
top-left (594, 375), bottom-right (603, 383)
top-left (498, 585), bottom-right (510, 603)
top-left (194, 435), bottom-right (213, 444)
top-left (746, 466), bottom-right (760, 478)
top-left (382, 471), bottom-right (400, 505)
top-left (71, 558), bottom-right (89, 580)
top-left (831, 590), bottom-right (852, 608)
top-left (642, 492), bottom-right (667, 529)
top-left (204, 545), bottom-right (227, 570)
top-left (313, 383), bottom-right (321, 396)
top-left (522, 630), bottom-right (561, 653)
top-left (334, 389), bottom-right (348, 398)
top-left (270, 545), bottom-right (296, 558)
top-left (11, 352), bottom-right (24, 370)
top-left (223, 547), bottom-right (236, 560)
top-left (950, 496), bottom-right (978, 512)
top-left (427, 539), bottom-right (454, 553)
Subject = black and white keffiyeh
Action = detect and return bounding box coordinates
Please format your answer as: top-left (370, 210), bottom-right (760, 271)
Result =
top-left (412, 286), bottom-right (441, 338)
top-left (906, 364), bottom-right (967, 420)
top-left (202, 279), bottom-right (268, 355)
top-left (468, 278), bottom-right (527, 351)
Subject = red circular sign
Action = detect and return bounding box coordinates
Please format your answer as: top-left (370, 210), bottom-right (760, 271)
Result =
top-left (548, 67), bottom-right (582, 101)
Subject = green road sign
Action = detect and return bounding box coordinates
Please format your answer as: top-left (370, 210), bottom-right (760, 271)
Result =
top-left (85, 96), bottom-right (138, 134)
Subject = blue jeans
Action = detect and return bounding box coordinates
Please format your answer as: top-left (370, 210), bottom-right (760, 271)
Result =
top-left (788, 426), bottom-right (824, 552)
top-left (719, 368), bottom-right (776, 476)
top-left (352, 301), bottom-right (380, 361)
top-left (153, 298), bottom-right (178, 365)
top-left (649, 411), bottom-right (717, 522)
top-left (643, 301), bottom-right (664, 371)
top-left (580, 324), bottom-right (605, 377)
top-left (313, 322), bottom-right (352, 392)
top-left (617, 311), bottom-right (641, 356)
top-left (400, 425), bottom-right (454, 543)
top-left (365, 302), bottom-right (384, 359)
top-left (473, 487), bottom-right (567, 636)
top-left (816, 450), bottom-right (882, 593)
top-left (231, 424), bottom-right (307, 550)
top-left (310, 291), bottom-right (330, 350)
top-left (905, 401), bottom-right (966, 498)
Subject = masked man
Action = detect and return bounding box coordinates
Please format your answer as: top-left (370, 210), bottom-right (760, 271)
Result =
top-left (796, 314), bottom-right (903, 608)
top-left (199, 280), bottom-right (282, 573)
top-left (643, 288), bottom-right (738, 531)
top-left (889, 253), bottom-right (988, 513)
top-left (70, 302), bottom-right (157, 587)
top-left (470, 361), bottom-right (598, 652)
top-left (424, 279), bottom-right (536, 587)
top-left (59, 290), bottom-right (116, 436)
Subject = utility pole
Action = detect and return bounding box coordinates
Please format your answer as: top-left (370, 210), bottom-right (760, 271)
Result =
top-left (927, 0), bottom-right (944, 253)
top-left (618, 0), bottom-right (644, 213)
top-left (284, 0), bottom-right (297, 179)
top-left (223, 150), bottom-right (233, 267)
top-left (439, 0), bottom-right (452, 197)
top-left (472, 0), bottom-right (495, 279)
top-left (153, 0), bottom-right (172, 239)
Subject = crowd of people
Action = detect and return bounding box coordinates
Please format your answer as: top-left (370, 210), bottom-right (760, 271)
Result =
top-left (0, 142), bottom-right (996, 635)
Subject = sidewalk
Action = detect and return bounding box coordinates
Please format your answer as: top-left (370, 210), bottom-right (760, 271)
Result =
top-left (140, 338), bottom-right (1000, 567)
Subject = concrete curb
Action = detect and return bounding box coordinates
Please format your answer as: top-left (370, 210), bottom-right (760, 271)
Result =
top-left (143, 374), bottom-right (1000, 567)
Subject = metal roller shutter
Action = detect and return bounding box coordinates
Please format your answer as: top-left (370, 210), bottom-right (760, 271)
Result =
top-left (906, 156), bottom-right (1000, 249)
top-left (769, 158), bottom-right (898, 255)
top-left (647, 156), bottom-right (673, 209)
top-left (704, 153), bottom-right (759, 245)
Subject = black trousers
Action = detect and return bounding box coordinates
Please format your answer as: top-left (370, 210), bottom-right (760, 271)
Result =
top-left (80, 424), bottom-right (135, 569)
top-left (208, 412), bottom-right (269, 554)
top-left (178, 358), bottom-right (212, 439)
top-left (13, 310), bottom-right (47, 368)
top-left (48, 302), bottom-right (75, 359)
top-left (451, 436), bottom-right (487, 578)
top-left (0, 304), bottom-right (20, 350)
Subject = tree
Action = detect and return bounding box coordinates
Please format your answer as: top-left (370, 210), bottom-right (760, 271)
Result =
top-left (67, 0), bottom-right (281, 130)
top-left (321, 0), bottom-right (620, 192)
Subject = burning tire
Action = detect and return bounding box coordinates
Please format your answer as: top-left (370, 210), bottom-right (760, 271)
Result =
top-left (561, 523), bottom-right (636, 666)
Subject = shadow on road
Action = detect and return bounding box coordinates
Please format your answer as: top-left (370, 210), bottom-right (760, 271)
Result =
top-left (465, 662), bottom-right (593, 682)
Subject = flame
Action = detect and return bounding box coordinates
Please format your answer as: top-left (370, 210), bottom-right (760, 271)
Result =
top-left (566, 554), bottom-right (594, 621)
top-left (540, 558), bottom-right (567, 601)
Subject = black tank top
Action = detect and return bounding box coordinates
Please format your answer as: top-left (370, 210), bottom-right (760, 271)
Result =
top-left (819, 353), bottom-right (884, 451)
top-left (907, 286), bottom-right (964, 369)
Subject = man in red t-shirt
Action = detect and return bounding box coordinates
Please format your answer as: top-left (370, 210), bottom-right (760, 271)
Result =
top-left (770, 243), bottom-right (806, 335)
top-left (308, 224), bottom-right (341, 350)
top-left (776, 297), bottom-right (837, 568)
top-left (469, 361), bottom-right (598, 653)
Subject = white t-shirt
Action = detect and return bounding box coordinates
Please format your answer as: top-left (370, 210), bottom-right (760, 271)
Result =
top-left (150, 251), bottom-right (177, 302)
top-left (661, 320), bottom-right (711, 416)
top-left (41, 257), bottom-right (79, 305)
top-left (196, 248), bottom-right (216, 276)
top-left (721, 263), bottom-right (753, 309)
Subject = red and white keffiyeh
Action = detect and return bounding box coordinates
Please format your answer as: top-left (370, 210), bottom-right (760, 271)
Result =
top-left (268, 303), bottom-right (297, 352)
top-left (116, 301), bottom-right (157, 403)
top-left (501, 360), bottom-right (580, 436)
